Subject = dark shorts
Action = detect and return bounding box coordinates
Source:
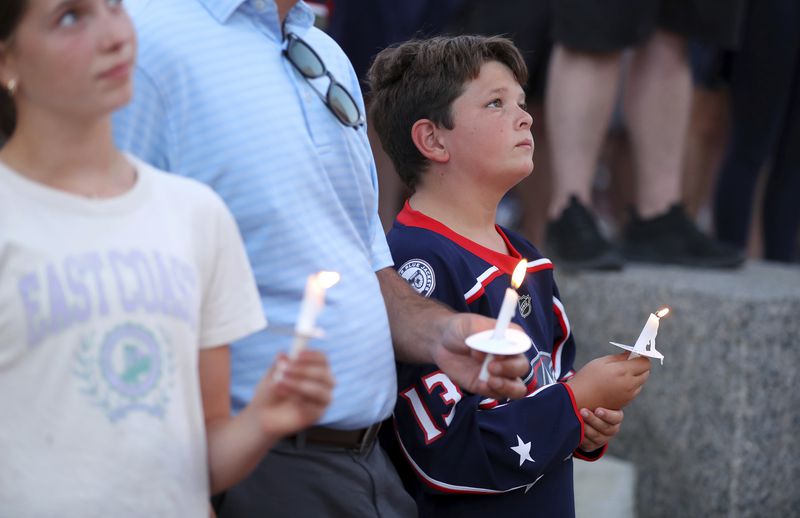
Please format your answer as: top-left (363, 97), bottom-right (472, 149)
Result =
top-left (552, 0), bottom-right (746, 52)
top-left (689, 41), bottom-right (735, 89)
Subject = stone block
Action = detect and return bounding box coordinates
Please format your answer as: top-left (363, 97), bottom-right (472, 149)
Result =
top-left (574, 455), bottom-right (635, 518)
top-left (556, 261), bottom-right (800, 518)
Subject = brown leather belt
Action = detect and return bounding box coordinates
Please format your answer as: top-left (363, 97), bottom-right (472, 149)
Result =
top-left (290, 422), bottom-right (382, 453)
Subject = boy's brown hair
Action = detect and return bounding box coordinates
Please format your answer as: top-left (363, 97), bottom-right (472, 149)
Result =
top-left (367, 35), bottom-right (528, 191)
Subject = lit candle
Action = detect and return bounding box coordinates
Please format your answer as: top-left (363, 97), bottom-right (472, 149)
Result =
top-left (629, 307), bottom-right (669, 360)
top-left (479, 259), bottom-right (528, 381)
top-left (290, 271), bottom-right (340, 357)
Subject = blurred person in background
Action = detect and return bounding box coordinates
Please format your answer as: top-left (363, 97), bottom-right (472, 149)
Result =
top-left (711, 0), bottom-right (800, 263)
top-left (544, 0), bottom-right (746, 270)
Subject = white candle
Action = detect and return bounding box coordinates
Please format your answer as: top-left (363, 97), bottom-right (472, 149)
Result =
top-left (479, 259), bottom-right (528, 382)
top-left (290, 271), bottom-right (340, 357)
top-left (629, 307), bottom-right (669, 360)
top-left (491, 288), bottom-right (520, 340)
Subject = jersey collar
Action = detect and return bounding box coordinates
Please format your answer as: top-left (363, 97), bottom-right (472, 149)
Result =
top-left (396, 200), bottom-right (526, 275)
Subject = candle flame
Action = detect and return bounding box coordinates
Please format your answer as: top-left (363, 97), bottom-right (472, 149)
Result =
top-left (511, 259), bottom-right (527, 289)
top-left (656, 307), bottom-right (670, 318)
top-left (317, 271), bottom-right (341, 289)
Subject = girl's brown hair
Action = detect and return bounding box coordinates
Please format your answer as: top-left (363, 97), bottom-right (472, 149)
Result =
top-left (0, 0), bottom-right (28, 140)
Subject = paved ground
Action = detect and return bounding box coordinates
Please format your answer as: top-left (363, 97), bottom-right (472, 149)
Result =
top-left (574, 455), bottom-right (636, 518)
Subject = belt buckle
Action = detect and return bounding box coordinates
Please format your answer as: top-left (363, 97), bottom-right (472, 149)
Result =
top-left (355, 422), bottom-right (381, 454)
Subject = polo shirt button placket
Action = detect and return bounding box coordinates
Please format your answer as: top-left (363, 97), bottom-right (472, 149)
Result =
top-left (253, 0), bottom-right (266, 12)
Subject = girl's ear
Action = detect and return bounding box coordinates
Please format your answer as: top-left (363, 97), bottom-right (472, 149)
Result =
top-left (411, 119), bottom-right (449, 164)
top-left (0, 42), bottom-right (19, 89)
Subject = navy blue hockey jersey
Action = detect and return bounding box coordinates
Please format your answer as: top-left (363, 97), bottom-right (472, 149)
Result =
top-left (384, 201), bottom-right (604, 517)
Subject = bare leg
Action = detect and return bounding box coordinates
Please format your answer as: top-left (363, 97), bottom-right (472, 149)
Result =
top-left (604, 127), bottom-right (635, 229)
top-left (682, 86), bottom-right (730, 220)
top-left (620, 31), bottom-right (743, 268)
top-left (546, 45), bottom-right (624, 218)
top-left (623, 30), bottom-right (690, 218)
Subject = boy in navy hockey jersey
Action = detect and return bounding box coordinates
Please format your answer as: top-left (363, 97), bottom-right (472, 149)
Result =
top-left (367, 35), bottom-right (652, 517)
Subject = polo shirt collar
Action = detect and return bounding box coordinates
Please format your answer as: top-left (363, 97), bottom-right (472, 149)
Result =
top-left (283, 2), bottom-right (315, 35)
top-left (197, 0), bottom-right (315, 31)
top-left (197, 0), bottom-right (243, 23)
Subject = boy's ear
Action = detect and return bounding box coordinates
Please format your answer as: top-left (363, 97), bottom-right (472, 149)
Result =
top-left (411, 119), bottom-right (449, 164)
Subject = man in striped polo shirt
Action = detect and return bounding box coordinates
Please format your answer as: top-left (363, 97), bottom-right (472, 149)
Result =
top-left (113, 0), bottom-right (530, 515)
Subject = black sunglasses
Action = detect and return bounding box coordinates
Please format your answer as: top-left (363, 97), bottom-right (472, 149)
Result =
top-left (283, 32), bottom-right (364, 128)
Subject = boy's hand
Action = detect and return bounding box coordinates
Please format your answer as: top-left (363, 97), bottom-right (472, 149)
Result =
top-left (567, 353), bottom-right (651, 410)
top-left (579, 407), bottom-right (624, 452)
top-left (249, 350), bottom-right (335, 438)
top-left (434, 313), bottom-right (530, 400)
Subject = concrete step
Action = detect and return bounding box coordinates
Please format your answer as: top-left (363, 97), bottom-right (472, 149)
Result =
top-left (574, 455), bottom-right (636, 518)
top-left (557, 261), bottom-right (800, 518)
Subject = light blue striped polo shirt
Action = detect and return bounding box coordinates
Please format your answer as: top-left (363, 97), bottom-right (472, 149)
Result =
top-left (113, 0), bottom-right (397, 429)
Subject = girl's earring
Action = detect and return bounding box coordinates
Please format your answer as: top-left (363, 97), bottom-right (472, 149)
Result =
top-left (6, 79), bottom-right (17, 95)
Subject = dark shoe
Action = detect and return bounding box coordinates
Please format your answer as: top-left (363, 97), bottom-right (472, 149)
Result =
top-left (622, 204), bottom-right (745, 268)
top-left (545, 196), bottom-right (623, 271)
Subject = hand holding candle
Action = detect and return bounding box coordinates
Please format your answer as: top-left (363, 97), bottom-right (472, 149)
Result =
top-left (290, 271), bottom-right (341, 358)
top-left (478, 259), bottom-right (528, 381)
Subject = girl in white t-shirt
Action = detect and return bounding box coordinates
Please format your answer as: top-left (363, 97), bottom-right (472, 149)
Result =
top-left (0, 1), bottom-right (334, 515)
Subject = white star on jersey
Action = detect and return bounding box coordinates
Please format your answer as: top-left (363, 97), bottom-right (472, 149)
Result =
top-left (511, 435), bottom-right (535, 466)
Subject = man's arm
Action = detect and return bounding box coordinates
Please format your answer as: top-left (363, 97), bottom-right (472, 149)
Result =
top-left (377, 267), bottom-right (529, 400)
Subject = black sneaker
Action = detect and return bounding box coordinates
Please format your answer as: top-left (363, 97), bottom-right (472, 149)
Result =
top-left (545, 195), bottom-right (623, 271)
top-left (622, 204), bottom-right (745, 268)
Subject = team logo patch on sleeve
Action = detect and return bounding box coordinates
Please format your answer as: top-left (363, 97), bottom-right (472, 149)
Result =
top-left (398, 259), bottom-right (436, 297)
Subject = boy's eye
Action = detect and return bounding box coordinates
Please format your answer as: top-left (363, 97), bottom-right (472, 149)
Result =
top-left (487, 99), bottom-right (503, 108)
top-left (519, 102), bottom-right (528, 111)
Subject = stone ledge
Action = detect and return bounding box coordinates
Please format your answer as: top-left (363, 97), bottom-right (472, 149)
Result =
top-left (556, 261), bottom-right (800, 518)
top-left (574, 455), bottom-right (635, 518)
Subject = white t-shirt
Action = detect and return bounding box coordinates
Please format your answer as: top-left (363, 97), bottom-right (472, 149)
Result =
top-left (0, 156), bottom-right (266, 516)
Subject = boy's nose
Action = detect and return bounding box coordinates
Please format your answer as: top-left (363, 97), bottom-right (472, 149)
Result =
top-left (518, 107), bottom-right (533, 128)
